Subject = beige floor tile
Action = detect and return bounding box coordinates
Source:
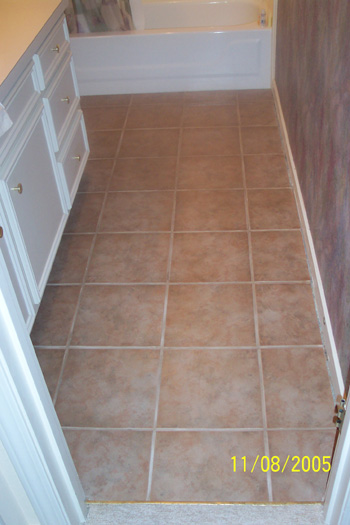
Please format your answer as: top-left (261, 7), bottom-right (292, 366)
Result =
top-left (48, 234), bottom-right (93, 284)
top-left (251, 231), bottom-right (309, 281)
top-left (248, 189), bottom-right (300, 230)
top-left (170, 232), bottom-right (250, 282)
top-left (151, 431), bottom-right (268, 501)
top-left (158, 348), bottom-right (262, 428)
top-left (72, 285), bottom-right (165, 346)
top-left (256, 284), bottom-right (322, 346)
top-left (99, 191), bottom-right (174, 232)
top-left (119, 129), bottom-right (180, 157)
top-left (88, 130), bottom-right (121, 159)
top-left (132, 92), bottom-right (184, 105)
top-left (165, 284), bottom-right (255, 346)
top-left (175, 190), bottom-right (246, 231)
top-left (181, 128), bottom-right (240, 156)
top-left (183, 90), bottom-right (238, 105)
top-left (80, 94), bottom-right (131, 107)
top-left (64, 429), bottom-right (152, 501)
top-left (64, 193), bottom-right (105, 233)
top-left (262, 347), bottom-right (334, 428)
top-left (56, 348), bottom-right (159, 427)
top-left (78, 159), bottom-right (114, 193)
top-left (83, 106), bottom-right (128, 130)
top-left (86, 233), bottom-right (170, 283)
top-left (126, 104), bottom-right (182, 128)
top-left (182, 105), bottom-right (239, 127)
top-left (110, 157), bottom-right (177, 191)
top-left (31, 286), bottom-right (80, 346)
top-left (177, 156), bottom-right (243, 189)
top-left (245, 155), bottom-right (290, 188)
top-left (241, 127), bottom-right (283, 155)
top-left (268, 430), bottom-right (336, 502)
top-left (35, 348), bottom-right (65, 398)
top-left (239, 99), bottom-right (277, 126)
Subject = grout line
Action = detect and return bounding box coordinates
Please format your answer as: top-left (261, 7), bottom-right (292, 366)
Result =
top-left (61, 228), bottom-right (303, 235)
top-left (40, 344), bottom-right (324, 351)
top-left (46, 280), bottom-right (312, 287)
top-left (61, 425), bottom-right (335, 432)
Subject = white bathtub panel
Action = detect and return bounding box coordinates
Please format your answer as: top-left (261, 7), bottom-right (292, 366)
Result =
top-left (71, 29), bottom-right (271, 94)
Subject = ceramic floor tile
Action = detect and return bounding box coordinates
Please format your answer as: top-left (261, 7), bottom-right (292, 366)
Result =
top-left (182, 105), bottom-right (239, 127)
top-left (251, 231), bottom-right (310, 281)
top-left (158, 348), bottom-right (262, 428)
top-left (175, 190), bottom-right (246, 231)
top-left (165, 284), bottom-right (255, 346)
top-left (72, 285), bottom-right (166, 346)
top-left (170, 232), bottom-right (250, 282)
top-left (87, 130), bottom-right (122, 159)
top-left (80, 94), bottom-right (131, 107)
top-left (64, 429), bottom-right (152, 501)
top-left (181, 128), bottom-right (240, 156)
top-left (64, 193), bottom-right (105, 233)
top-left (126, 104), bottom-right (182, 128)
top-left (86, 233), bottom-right (170, 283)
top-left (177, 156), bottom-right (243, 189)
top-left (110, 157), bottom-right (177, 191)
top-left (35, 348), bottom-right (65, 398)
top-left (244, 155), bottom-right (290, 188)
top-left (150, 431), bottom-right (268, 501)
top-left (237, 90), bottom-right (274, 102)
top-left (239, 99), bottom-right (277, 126)
top-left (56, 348), bottom-right (159, 427)
top-left (262, 347), bottom-right (334, 428)
top-left (256, 284), bottom-right (322, 346)
top-left (99, 191), bottom-right (174, 232)
top-left (119, 129), bottom-right (180, 157)
top-left (48, 234), bottom-right (94, 284)
top-left (248, 189), bottom-right (300, 230)
top-left (31, 286), bottom-right (80, 346)
top-left (183, 90), bottom-right (238, 105)
top-left (83, 106), bottom-right (128, 130)
top-left (132, 92), bottom-right (185, 105)
top-left (78, 159), bottom-right (114, 193)
top-left (268, 430), bottom-right (335, 502)
top-left (241, 127), bottom-right (283, 155)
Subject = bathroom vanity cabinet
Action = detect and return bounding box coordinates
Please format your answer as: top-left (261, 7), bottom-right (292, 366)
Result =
top-left (0, 2), bottom-right (89, 330)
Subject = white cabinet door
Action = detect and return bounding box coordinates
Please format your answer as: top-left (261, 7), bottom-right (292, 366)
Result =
top-left (1, 109), bottom-right (68, 300)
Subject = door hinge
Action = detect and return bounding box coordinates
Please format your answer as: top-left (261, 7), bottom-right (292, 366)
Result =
top-left (335, 399), bottom-right (346, 433)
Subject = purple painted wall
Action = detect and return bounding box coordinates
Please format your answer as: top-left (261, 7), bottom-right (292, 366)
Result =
top-left (275, 0), bottom-right (350, 387)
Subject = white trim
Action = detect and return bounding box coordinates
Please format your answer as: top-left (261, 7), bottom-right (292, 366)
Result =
top-left (270, 0), bottom-right (278, 82)
top-left (272, 79), bottom-right (344, 398)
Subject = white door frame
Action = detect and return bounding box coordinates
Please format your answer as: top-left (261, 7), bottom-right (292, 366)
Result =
top-left (0, 249), bottom-right (86, 525)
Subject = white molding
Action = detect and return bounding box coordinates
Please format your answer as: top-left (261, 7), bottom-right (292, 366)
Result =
top-left (272, 79), bottom-right (344, 398)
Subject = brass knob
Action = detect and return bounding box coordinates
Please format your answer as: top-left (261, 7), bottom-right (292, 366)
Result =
top-left (61, 97), bottom-right (70, 104)
top-left (11, 183), bottom-right (23, 194)
top-left (51, 45), bottom-right (60, 53)
top-left (72, 155), bottom-right (81, 161)
top-left (0, 227), bottom-right (3, 239)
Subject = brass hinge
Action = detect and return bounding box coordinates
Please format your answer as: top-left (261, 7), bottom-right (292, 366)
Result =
top-left (335, 399), bottom-right (346, 433)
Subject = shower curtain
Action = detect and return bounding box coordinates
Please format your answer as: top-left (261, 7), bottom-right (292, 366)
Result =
top-left (66, 0), bottom-right (135, 33)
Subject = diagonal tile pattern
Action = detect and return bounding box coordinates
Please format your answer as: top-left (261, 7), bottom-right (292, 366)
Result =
top-left (32, 90), bottom-right (336, 504)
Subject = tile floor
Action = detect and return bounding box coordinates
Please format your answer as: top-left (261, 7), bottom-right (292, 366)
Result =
top-left (32, 90), bottom-right (336, 503)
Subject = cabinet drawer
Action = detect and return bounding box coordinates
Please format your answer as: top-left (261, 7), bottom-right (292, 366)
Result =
top-left (0, 65), bottom-right (40, 162)
top-left (33, 17), bottom-right (70, 91)
top-left (57, 110), bottom-right (89, 209)
top-left (2, 110), bottom-right (67, 298)
top-left (43, 54), bottom-right (79, 151)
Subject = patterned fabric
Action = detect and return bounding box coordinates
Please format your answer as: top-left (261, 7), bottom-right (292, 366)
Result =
top-left (66, 0), bottom-right (134, 33)
top-left (275, 0), bottom-right (350, 387)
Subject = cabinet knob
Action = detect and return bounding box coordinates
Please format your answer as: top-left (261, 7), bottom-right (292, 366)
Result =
top-left (11, 183), bottom-right (23, 194)
top-left (72, 155), bottom-right (81, 161)
top-left (61, 96), bottom-right (70, 104)
top-left (51, 45), bottom-right (60, 53)
top-left (0, 226), bottom-right (3, 239)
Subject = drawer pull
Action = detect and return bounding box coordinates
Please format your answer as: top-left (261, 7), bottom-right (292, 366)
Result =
top-left (11, 183), bottom-right (23, 194)
top-left (72, 155), bottom-right (81, 161)
top-left (0, 226), bottom-right (3, 239)
top-left (61, 96), bottom-right (70, 104)
top-left (51, 45), bottom-right (60, 53)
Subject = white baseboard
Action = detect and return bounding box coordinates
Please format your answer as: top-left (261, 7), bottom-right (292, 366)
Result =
top-left (272, 79), bottom-right (344, 399)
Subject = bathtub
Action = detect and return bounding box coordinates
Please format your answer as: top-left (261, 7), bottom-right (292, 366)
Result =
top-left (70, 0), bottom-right (272, 95)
